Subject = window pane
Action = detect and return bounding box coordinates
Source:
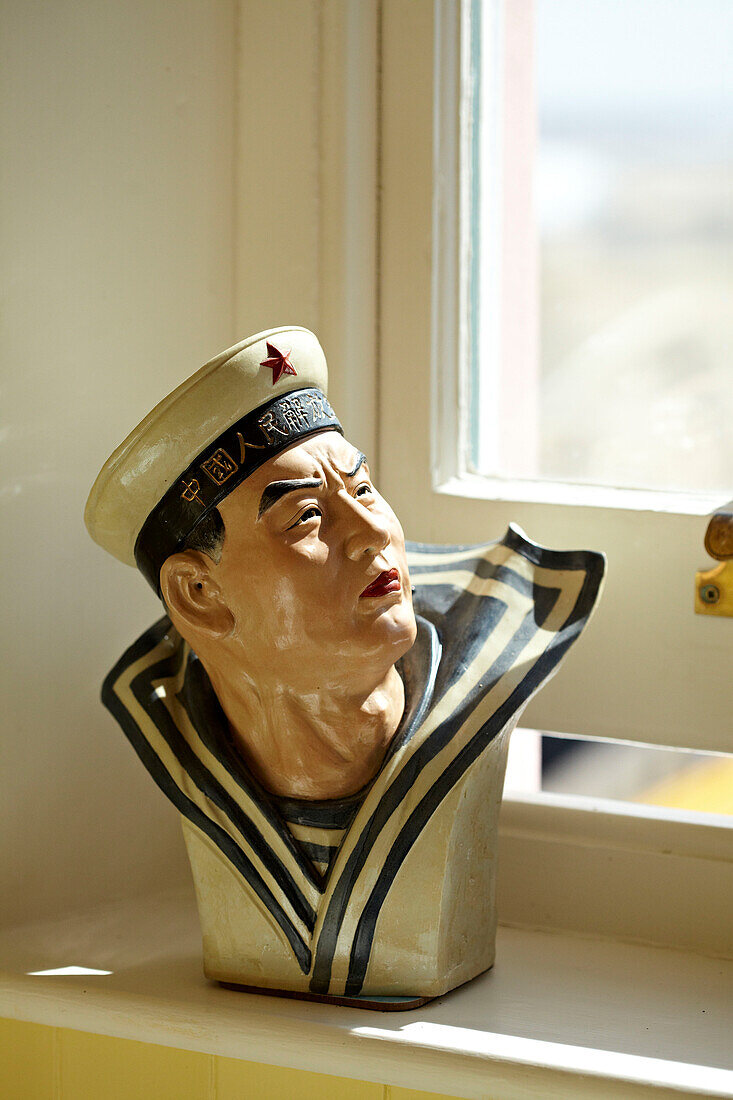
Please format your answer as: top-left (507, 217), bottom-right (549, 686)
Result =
top-left (474, 0), bottom-right (733, 494)
top-left (505, 729), bottom-right (733, 817)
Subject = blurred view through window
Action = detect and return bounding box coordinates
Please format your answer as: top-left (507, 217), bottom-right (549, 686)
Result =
top-left (472, 0), bottom-right (733, 812)
top-left (505, 729), bottom-right (733, 816)
top-left (473, 0), bottom-right (733, 494)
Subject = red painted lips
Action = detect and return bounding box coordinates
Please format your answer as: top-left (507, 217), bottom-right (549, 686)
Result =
top-left (360, 568), bottom-right (401, 598)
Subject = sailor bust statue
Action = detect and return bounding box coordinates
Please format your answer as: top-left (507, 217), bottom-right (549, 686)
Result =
top-left (85, 327), bottom-right (604, 1007)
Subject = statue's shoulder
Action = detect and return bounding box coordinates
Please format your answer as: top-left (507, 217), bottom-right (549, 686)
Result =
top-left (407, 524), bottom-right (605, 618)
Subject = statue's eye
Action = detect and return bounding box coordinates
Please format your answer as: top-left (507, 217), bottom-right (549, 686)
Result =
top-left (354, 483), bottom-right (374, 499)
top-left (287, 506), bottom-right (322, 530)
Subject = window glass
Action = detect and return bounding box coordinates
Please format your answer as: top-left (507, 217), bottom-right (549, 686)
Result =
top-left (506, 729), bottom-right (733, 816)
top-left (473, 0), bottom-right (733, 494)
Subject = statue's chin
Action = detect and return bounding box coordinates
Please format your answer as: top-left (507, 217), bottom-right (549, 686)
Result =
top-left (362, 603), bottom-right (418, 662)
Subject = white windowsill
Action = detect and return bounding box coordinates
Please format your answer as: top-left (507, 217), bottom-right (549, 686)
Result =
top-left (1, 888), bottom-right (731, 1099)
top-left (438, 472), bottom-right (726, 516)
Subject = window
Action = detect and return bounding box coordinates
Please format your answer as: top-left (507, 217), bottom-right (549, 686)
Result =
top-left (472, 0), bottom-right (733, 499)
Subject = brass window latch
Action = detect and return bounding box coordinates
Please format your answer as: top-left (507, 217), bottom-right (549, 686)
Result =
top-left (696, 501), bottom-right (733, 617)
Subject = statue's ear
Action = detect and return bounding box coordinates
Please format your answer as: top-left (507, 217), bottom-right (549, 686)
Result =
top-left (160, 551), bottom-right (234, 640)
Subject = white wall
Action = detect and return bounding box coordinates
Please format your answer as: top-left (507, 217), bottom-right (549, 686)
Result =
top-left (1, 0), bottom-right (236, 925)
top-left (233, 0), bottom-right (378, 458)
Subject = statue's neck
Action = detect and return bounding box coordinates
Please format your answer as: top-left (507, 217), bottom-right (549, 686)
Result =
top-left (208, 662), bottom-right (406, 801)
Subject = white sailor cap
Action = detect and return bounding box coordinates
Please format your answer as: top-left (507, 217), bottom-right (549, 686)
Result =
top-left (84, 326), bottom-right (341, 594)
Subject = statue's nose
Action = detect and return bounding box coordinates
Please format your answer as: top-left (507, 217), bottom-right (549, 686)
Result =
top-left (343, 500), bottom-right (390, 561)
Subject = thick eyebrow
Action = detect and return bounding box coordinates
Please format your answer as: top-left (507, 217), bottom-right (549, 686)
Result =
top-left (257, 478), bottom-right (322, 519)
top-left (342, 452), bottom-right (367, 479)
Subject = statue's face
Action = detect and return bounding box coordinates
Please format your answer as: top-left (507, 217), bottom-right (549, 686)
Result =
top-left (211, 430), bottom-right (417, 689)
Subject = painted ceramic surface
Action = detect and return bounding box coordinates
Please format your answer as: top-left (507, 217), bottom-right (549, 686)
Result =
top-left (103, 525), bottom-right (604, 998)
top-left (87, 328), bottom-right (604, 1000)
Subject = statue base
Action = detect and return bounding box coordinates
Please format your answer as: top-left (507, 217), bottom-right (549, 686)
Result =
top-left (218, 981), bottom-right (434, 1011)
top-left (184, 726), bottom-right (514, 1001)
top-left (184, 726), bottom-right (513, 1002)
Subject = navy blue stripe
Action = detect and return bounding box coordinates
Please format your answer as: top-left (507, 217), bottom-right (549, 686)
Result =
top-left (102, 657), bottom-right (312, 973)
top-left (502, 526), bottom-right (606, 578)
top-left (406, 538), bottom-right (500, 554)
top-left (102, 616), bottom-right (170, 680)
top-left (273, 793), bottom-right (364, 830)
top-left (298, 841), bottom-right (340, 864)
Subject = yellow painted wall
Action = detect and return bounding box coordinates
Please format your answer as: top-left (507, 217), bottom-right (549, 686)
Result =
top-left (0, 1018), bottom-right (462, 1100)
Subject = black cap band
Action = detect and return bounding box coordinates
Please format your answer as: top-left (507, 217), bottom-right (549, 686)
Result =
top-left (134, 387), bottom-right (342, 595)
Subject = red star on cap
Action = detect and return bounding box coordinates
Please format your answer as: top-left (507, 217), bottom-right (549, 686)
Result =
top-left (260, 342), bottom-right (297, 384)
